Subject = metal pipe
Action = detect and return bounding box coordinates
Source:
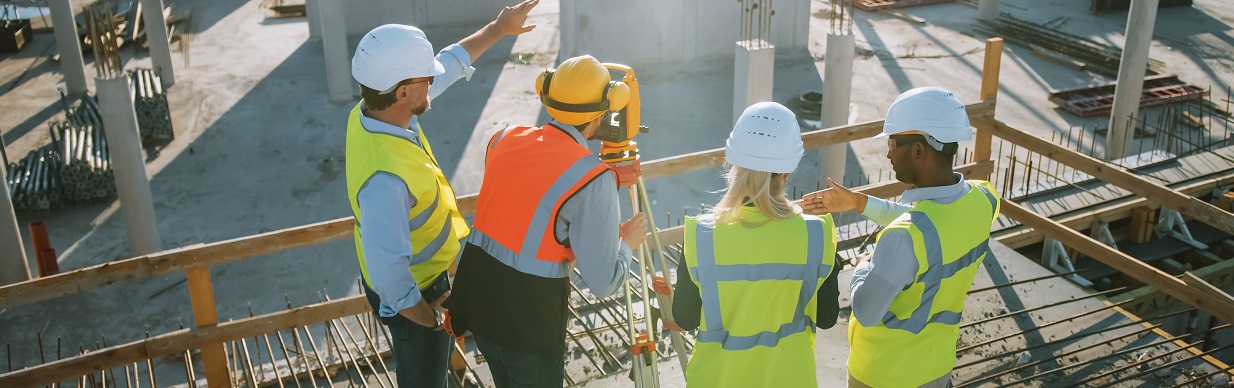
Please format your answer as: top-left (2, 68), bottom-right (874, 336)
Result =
top-left (350, 315), bottom-right (394, 387)
top-left (962, 288), bottom-right (1125, 329)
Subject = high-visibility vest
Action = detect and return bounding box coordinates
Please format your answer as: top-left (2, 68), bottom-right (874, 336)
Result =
top-left (683, 208), bottom-right (837, 388)
top-left (848, 181), bottom-right (1000, 387)
top-left (345, 103), bottom-right (470, 291)
top-left (468, 124), bottom-right (612, 278)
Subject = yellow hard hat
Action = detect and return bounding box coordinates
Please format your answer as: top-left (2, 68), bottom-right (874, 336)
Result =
top-left (535, 55), bottom-right (630, 125)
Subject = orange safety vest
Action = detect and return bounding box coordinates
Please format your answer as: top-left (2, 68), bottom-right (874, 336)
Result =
top-left (468, 124), bottom-right (612, 277)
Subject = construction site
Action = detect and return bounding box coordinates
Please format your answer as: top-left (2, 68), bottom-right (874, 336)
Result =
top-left (2, 0), bottom-right (1234, 386)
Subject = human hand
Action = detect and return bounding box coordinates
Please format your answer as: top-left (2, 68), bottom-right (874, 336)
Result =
top-left (800, 178), bottom-right (866, 214)
top-left (491, 0), bottom-right (539, 36)
top-left (662, 318), bottom-right (685, 332)
top-left (651, 276), bottom-right (672, 297)
top-left (620, 212), bottom-right (649, 249)
top-left (399, 291), bottom-right (450, 330)
top-left (855, 252), bottom-right (872, 266)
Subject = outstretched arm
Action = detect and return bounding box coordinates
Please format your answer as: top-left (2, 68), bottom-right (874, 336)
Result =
top-left (458, 0), bottom-right (540, 63)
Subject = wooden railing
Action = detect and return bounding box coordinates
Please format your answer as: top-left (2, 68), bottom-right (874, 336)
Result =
top-left (3, 38), bottom-right (1233, 387)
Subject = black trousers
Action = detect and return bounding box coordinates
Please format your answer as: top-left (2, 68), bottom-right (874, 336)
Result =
top-left (474, 334), bottom-right (565, 388)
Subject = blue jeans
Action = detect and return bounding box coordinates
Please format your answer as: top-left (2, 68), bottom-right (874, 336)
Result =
top-left (365, 279), bottom-right (452, 388)
top-left (474, 335), bottom-right (564, 388)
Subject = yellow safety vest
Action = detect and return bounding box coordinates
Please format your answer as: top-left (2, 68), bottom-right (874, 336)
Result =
top-left (684, 207), bottom-right (837, 388)
top-left (345, 103), bottom-right (470, 291)
top-left (848, 181), bottom-right (1000, 387)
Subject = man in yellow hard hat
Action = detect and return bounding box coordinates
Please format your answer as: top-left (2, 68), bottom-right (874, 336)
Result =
top-left (801, 87), bottom-right (1000, 388)
top-left (345, 1), bottom-right (539, 386)
top-left (447, 55), bottom-right (648, 387)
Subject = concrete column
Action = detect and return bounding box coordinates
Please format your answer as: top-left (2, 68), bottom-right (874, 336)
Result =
top-left (1105, 0), bottom-right (1159, 161)
top-left (48, 0), bottom-right (88, 98)
top-left (140, 0), bottom-right (176, 89)
top-left (321, 0), bottom-right (352, 103)
top-left (305, 0), bottom-right (321, 41)
top-left (819, 33), bottom-right (855, 185)
top-left (96, 76), bottom-right (162, 255)
top-left (0, 166), bottom-right (31, 286)
top-left (978, 0), bottom-right (999, 21)
top-left (733, 40), bottom-right (775, 124)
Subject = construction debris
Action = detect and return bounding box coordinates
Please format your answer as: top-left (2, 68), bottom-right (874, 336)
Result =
top-left (1048, 75), bottom-right (1207, 117)
top-left (975, 14), bottom-right (1166, 77)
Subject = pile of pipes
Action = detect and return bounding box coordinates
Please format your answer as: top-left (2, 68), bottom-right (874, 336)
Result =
top-left (130, 68), bottom-right (173, 144)
top-left (57, 95), bottom-right (117, 203)
top-left (5, 148), bottom-right (62, 210)
top-left (975, 14), bottom-right (1165, 77)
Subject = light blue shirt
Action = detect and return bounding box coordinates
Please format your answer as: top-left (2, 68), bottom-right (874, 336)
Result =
top-left (542, 121), bottom-right (635, 298)
top-left (850, 173), bottom-right (972, 327)
top-left (355, 44), bottom-right (474, 318)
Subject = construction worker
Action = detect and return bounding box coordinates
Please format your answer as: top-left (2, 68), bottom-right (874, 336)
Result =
top-left (345, 2), bottom-right (539, 386)
top-left (446, 55), bottom-right (648, 388)
top-left (661, 102), bottom-right (839, 387)
top-left (800, 87), bottom-right (1001, 388)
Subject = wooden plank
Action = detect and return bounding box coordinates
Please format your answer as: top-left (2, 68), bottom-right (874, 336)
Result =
top-left (187, 267), bottom-right (229, 387)
top-left (1000, 199), bottom-right (1234, 324)
top-left (984, 119), bottom-right (1234, 237)
top-left (974, 38), bottom-right (1002, 178)
top-left (995, 171), bottom-right (1234, 249)
top-left (0, 217), bottom-right (354, 309)
top-left (0, 296), bottom-right (370, 388)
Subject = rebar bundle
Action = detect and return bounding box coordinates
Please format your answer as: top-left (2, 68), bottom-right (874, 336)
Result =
top-left (975, 14), bottom-right (1165, 78)
top-left (84, 1), bottom-right (124, 78)
top-left (130, 68), bottom-right (173, 144)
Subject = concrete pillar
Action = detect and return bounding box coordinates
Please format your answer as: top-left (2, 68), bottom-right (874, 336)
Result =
top-left (0, 166), bottom-right (31, 286)
top-left (305, 0), bottom-right (321, 41)
top-left (1105, 0), bottom-right (1159, 161)
top-left (48, 0), bottom-right (88, 98)
top-left (96, 76), bottom-right (162, 255)
top-left (139, 0), bottom-right (176, 89)
top-left (321, 0), bottom-right (352, 103)
top-left (819, 33), bottom-right (855, 185)
top-left (733, 40), bottom-right (775, 124)
top-left (978, 0), bottom-right (999, 21)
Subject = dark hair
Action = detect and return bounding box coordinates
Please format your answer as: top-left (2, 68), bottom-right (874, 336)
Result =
top-left (360, 79), bottom-right (411, 111)
top-left (895, 134), bottom-right (956, 166)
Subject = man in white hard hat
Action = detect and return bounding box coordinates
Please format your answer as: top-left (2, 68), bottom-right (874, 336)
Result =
top-left (800, 87), bottom-right (1001, 388)
top-left (344, 1), bottom-right (539, 386)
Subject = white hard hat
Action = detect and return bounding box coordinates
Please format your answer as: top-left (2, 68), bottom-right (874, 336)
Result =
top-left (878, 87), bottom-right (974, 143)
top-left (351, 24), bottom-right (445, 93)
top-left (726, 102), bottom-right (805, 174)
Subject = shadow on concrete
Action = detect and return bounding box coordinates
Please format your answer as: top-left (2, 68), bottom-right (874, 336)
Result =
top-left (1, 99), bottom-right (59, 145)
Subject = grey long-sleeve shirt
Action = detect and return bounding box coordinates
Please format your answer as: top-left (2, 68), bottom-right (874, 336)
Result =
top-left (546, 121), bottom-right (635, 298)
top-left (849, 173), bottom-right (972, 327)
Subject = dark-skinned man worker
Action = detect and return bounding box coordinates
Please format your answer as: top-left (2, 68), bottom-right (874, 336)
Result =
top-left (447, 55), bottom-right (649, 388)
top-left (345, 1), bottom-right (539, 386)
top-left (800, 87), bottom-right (1001, 388)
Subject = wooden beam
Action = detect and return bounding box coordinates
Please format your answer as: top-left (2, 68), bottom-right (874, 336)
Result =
top-left (0, 296), bottom-right (370, 388)
top-left (985, 119), bottom-right (1234, 237)
top-left (0, 217), bottom-right (354, 309)
top-left (1000, 199), bottom-right (1234, 324)
top-left (1107, 302), bottom-right (1233, 378)
top-left (994, 172), bottom-right (1234, 249)
top-left (187, 267), bottom-right (229, 387)
top-left (974, 37), bottom-right (1003, 180)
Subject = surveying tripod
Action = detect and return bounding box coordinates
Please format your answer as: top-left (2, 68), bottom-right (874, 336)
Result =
top-left (596, 63), bottom-right (689, 387)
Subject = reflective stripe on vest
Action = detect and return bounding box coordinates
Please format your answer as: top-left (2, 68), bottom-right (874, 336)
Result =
top-left (879, 183), bottom-right (999, 334)
top-left (692, 216), bottom-right (832, 351)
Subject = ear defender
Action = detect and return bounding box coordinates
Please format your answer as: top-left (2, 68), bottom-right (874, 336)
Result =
top-left (536, 68), bottom-right (630, 113)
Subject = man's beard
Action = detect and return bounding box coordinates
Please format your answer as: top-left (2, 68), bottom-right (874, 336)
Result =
top-left (412, 100), bottom-right (430, 116)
